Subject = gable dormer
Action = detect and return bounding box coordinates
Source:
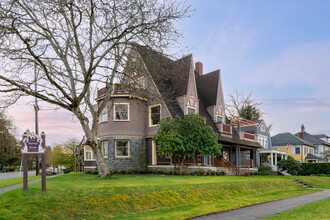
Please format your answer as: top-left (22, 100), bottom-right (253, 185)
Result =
top-left (196, 67), bottom-right (225, 123)
top-left (167, 54), bottom-right (199, 115)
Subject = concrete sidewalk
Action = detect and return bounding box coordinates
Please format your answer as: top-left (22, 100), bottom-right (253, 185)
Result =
top-left (0, 174), bottom-right (62, 194)
top-left (192, 189), bottom-right (330, 220)
top-left (0, 171), bottom-right (36, 180)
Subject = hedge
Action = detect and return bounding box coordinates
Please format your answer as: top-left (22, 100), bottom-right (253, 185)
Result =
top-left (299, 163), bottom-right (330, 175)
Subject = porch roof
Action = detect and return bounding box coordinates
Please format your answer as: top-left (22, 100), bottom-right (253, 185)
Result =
top-left (259, 148), bottom-right (287, 155)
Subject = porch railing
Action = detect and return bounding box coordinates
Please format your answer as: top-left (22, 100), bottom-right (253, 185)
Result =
top-left (212, 157), bottom-right (239, 175)
top-left (241, 158), bottom-right (254, 168)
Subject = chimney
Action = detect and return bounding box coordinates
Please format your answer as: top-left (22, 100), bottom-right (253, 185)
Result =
top-left (299, 124), bottom-right (305, 139)
top-left (195, 62), bottom-right (203, 76)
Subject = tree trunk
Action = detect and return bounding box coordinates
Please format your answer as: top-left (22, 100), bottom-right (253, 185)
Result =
top-left (178, 158), bottom-right (185, 175)
top-left (94, 147), bottom-right (109, 177)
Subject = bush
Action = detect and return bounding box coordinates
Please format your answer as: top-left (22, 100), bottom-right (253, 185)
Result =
top-left (63, 168), bottom-right (72, 174)
top-left (277, 156), bottom-right (302, 175)
top-left (259, 164), bottom-right (272, 174)
top-left (299, 163), bottom-right (330, 176)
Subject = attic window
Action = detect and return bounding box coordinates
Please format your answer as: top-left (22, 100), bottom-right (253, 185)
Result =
top-left (260, 125), bottom-right (266, 132)
top-left (216, 115), bottom-right (223, 123)
top-left (188, 107), bottom-right (196, 114)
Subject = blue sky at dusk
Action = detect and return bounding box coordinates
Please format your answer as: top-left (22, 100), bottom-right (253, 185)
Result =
top-left (182, 0), bottom-right (330, 136)
top-left (6, 0), bottom-right (330, 145)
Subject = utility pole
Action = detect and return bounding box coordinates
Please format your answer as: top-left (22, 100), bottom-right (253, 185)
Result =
top-left (34, 65), bottom-right (40, 176)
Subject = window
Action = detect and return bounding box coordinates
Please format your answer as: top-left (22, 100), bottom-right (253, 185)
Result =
top-left (315, 146), bottom-right (319, 154)
top-left (149, 105), bottom-right (161, 126)
top-left (115, 140), bottom-right (129, 157)
top-left (114, 103), bottom-right (129, 121)
top-left (85, 146), bottom-right (93, 160)
top-left (102, 141), bottom-right (108, 158)
top-left (304, 147), bottom-right (307, 155)
top-left (260, 125), bottom-right (266, 132)
top-left (131, 77), bottom-right (145, 89)
top-left (100, 105), bottom-right (108, 122)
top-left (188, 107), bottom-right (196, 114)
top-left (295, 147), bottom-right (300, 155)
top-left (216, 115), bottom-right (223, 123)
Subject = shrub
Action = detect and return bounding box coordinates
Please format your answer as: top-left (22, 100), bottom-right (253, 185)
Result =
top-left (259, 164), bottom-right (273, 174)
top-left (299, 163), bottom-right (330, 175)
top-left (277, 156), bottom-right (301, 175)
top-left (63, 168), bottom-right (72, 174)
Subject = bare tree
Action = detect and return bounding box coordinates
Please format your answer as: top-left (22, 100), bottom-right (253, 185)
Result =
top-left (226, 90), bottom-right (263, 121)
top-left (0, 0), bottom-right (191, 176)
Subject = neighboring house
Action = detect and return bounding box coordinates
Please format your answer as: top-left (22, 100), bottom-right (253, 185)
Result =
top-left (272, 132), bottom-right (315, 162)
top-left (294, 125), bottom-right (330, 162)
top-left (82, 45), bottom-right (262, 174)
top-left (238, 119), bottom-right (286, 171)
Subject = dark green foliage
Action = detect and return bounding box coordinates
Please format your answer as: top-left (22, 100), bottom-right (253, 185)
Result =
top-left (153, 114), bottom-right (222, 174)
top-left (259, 164), bottom-right (273, 174)
top-left (238, 105), bottom-right (261, 121)
top-left (299, 163), bottom-right (330, 176)
top-left (277, 156), bottom-right (302, 175)
top-left (63, 168), bottom-right (72, 174)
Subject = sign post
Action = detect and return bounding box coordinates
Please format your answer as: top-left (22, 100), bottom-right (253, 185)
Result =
top-left (22, 130), bottom-right (46, 193)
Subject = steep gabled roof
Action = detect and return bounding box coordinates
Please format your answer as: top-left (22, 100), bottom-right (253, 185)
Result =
top-left (135, 45), bottom-right (184, 117)
top-left (196, 70), bottom-right (220, 106)
top-left (294, 132), bottom-right (327, 145)
top-left (167, 55), bottom-right (192, 97)
top-left (272, 132), bottom-right (315, 147)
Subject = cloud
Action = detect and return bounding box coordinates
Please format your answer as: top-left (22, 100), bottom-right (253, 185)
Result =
top-left (245, 40), bottom-right (330, 98)
top-left (8, 107), bottom-right (84, 145)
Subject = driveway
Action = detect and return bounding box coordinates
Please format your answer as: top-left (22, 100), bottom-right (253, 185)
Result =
top-left (0, 171), bottom-right (36, 180)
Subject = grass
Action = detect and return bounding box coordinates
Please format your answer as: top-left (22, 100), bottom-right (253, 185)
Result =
top-left (0, 176), bottom-right (40, 188)
top-left (292, 176), bottom-right (330, 189)
top-left (264, 198), bottom-right (330, 220)
top-left (0, 173), bottom-right (319, 219)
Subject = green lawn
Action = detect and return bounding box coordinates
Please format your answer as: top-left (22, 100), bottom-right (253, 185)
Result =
top-left (292, 176), bottom-right (330, 189)
top-left (0, 176), bottom-right (40, 188)
top-left (264, 198), bottom-right (330, 220)
top-left (0, 173), bottom-right (319, 219)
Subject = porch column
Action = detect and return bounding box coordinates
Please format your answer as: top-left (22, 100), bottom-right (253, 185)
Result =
top-left (229, 148), bottom-right (233, 163)
top-left (275, 153), bottom-right (278, 165)
top-left (235, 147), bottom-right (240, 167)
top-left (285, 155), bottom-right (288, 160)
top-left (271, 152), bottom-right (273, 166)
top-left (281, 154), bottom-right (283, 160)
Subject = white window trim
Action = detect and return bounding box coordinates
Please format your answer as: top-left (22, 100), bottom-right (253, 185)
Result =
top-left (152, 141), bottom-right (157, 165)
top-left (149, 104), bottom-right (161, 127)
top-left (101, 141), bottom-right (109, 158)
top-left (115, 140), bottom-right (130, 158)
top-left (113, 103), bottom-right (130, 121)
top-left (215, 114), bottom-right (224, 123)
top-left (84, 146), bottom-right (95, 161)
top-left (187, 106), bottom-right (197, 115)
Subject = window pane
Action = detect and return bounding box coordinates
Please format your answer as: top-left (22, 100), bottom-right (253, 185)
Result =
top-left (295, 147), bottom-right (300, 154)
top-left (115, 105), bottom-right (128, 120)
top-left (86, 152), bottom-right (91, 160)
top-left (116, 141), bottom-right (129, 157)
top-left (102, 141), bottom-right (108, 157)
top-left (101, 106), bottom-right (108, 122)
top-left (151, 106), bottom-right (160, 125)
top-left (216, 116), bottom-right (223, 123)
top-left (188, 107), bottom-right (196, 114)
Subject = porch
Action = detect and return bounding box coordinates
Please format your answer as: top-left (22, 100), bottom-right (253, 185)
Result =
top-left (259, 149), bottom-right (287, 171)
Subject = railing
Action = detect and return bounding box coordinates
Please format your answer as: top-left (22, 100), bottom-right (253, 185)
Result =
top-left (244, 133), bottom-right (255, 140)
top-left (216, 123), bottom-right (232, 135)
top-left (241, 158), bottom-right (254, 168)
top-left (97, 84), bottom-right (146, 98)
top-left (212, 157), bottom-right (239, 175)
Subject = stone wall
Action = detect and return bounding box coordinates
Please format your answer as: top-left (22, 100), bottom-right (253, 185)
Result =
top-left (100, 136), bottom-right (147, 171)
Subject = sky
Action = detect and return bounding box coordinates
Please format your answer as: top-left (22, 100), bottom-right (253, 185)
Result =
top-left (5, 0), bottom-right (330, 145)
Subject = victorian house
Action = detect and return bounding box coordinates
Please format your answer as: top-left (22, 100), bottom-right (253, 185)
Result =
top-left (83, 46), bottom-right (261, 175)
